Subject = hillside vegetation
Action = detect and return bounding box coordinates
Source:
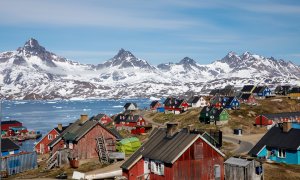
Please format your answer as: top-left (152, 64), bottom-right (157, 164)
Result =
top-left (145, 97), bottom-right (300, 134)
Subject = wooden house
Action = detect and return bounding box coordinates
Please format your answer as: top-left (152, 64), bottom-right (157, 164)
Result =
top-left (241, 85), bottom-right (256, 93)
top-left (222, 96), bottom-right (240, 109)
top-left (92, 113), bottom-right (113, 125)
top-left (274, 85), bottom-right (291, 96)
top-left (255, 112), bottom-right (300, 129)
top-left (124, 103), bottom-right (138, 111)
top-left (209, 85), bottom-right (235, 97)
top-left (249, 122), bottom-right (300, 164)
top-left (114, 114), bottom-right (147, 130)
top-left (253, 86), bottom-right (271, 98)
top-left (199, 106), bottom-right (229, 125)
top-left (163, 97), bottom-right (189, 114)
top-left (240, 93), bottom-right (256, 104)
top-left (1, 138), bottom-right (20, 156)
top-left (150, 101), bottom-right (161, 111)
top-left (48, 114), bottom-right (119, 160)
top-left (187, 96), bottom-right (206, 108)
top-left (1, 120), bottom-right (22, 131)
top-left (288, 87), bottom-right (300, 99)
top-left (34, 124), bottom-right (68, 154)
top-left (209, 95), bottom-right (223, 108)
top-left (121, 123), bottom-right (225, 180)
top-left (225, 157), bottom-right (263, 180)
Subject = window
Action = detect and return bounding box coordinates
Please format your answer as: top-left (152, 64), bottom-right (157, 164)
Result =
top-left (194, 142), bottom-right (203, 159)
top-left (48, 134), bottom-right (53, 140)
top-left (278, 148), bottom-right (286, 158)
top-left (214, 165), bottom-right (221, 180)
top-left (150, 161), bottom-right (164, 176)
top-left (137, 122), bottom-right (140, 126)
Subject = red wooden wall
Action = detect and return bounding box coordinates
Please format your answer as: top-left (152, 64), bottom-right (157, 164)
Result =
top-left (255, 115), bottom-right (273, 126)
top-left (35, 129), bottom-right (59, 154)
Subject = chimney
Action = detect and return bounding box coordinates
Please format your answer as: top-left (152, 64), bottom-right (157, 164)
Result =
top-left (188, 124), bottom-right (194, 133)
top-left (80, 114), bottom-right (88, 124)
top-left (57, 123), bottom-right (63, 131)
top-left (166, 122), bottom-right (179, 138)
top-left (282, 122), bottom-right (292, 133)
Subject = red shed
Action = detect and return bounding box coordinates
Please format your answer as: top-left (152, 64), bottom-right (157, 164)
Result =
top-left (34, 124), bottom-right (68, 154)
top-left (255, 115), bottom-right (274, 126)
top-left (121, 123), bottom-right (225, 180)
top-left (1, 120), bottom-right (22, 131)
top-left (48, 115), bottom-right (120, 160)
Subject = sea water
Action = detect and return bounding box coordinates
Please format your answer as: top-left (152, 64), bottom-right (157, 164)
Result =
top-left (1, 98), bottom-right (154, 151)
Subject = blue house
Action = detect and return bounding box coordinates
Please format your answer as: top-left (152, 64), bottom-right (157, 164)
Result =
top-left (1, 138), bottom-right (20, 156)
top-left (222, 96), bottom-right (240, 109)
top-left (253, 86), bottom-right (271, 97)
top-left (249, 122), bottom-right (300, 164)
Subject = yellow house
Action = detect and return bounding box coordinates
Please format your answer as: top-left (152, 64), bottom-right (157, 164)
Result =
top-left (288, 87), bottom-right (300, 99)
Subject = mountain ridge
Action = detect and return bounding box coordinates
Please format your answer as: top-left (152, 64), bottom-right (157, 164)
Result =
top-left (0, 38), bottom-right (299, 100)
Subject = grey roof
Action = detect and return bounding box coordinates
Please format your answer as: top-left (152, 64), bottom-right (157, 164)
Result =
top-left (262, 112), bottom-right (300, 120)
top-left (54, 125), bottom-right (69, 134)
top-left (121, 128), bottom-right (199, 169)
top-left (187, 96), bottom-right (201, 104)
top-left (93, 113), bottom-right (106, 120)
top-left (224, 157), bottom-right (252, 167)
top-left (49, 119), bottom-right (119, 147)
top-left (241, 85), bottom-right (255, 92)
top-left (124, 103), bottom-right (137, 109)
top-left (163, 97), bottom-right (185, 108)
top-left (249, 126), bottom-right (300, 156)
top-left (1, 138), bottom-right (20, 152)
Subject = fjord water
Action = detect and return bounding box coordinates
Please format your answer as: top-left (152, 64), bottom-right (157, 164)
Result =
top-left (2, 99), bottom-right (152, 151)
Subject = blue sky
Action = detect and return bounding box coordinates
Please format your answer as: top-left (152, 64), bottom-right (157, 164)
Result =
top-left (0, 0), bottom-right (300, 65)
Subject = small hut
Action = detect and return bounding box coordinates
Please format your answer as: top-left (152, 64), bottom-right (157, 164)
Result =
top-left (224, 157), bottom-right (263, 180)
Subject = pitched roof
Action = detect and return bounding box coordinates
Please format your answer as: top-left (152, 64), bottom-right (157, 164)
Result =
top-left (225, 157), bottom-right (252, 167)
top-left (54, 125), bottom-right (69, 134)
top-left (150, 101), bottom-right (159, 107)
top-left (164, 97), bottom-right (184, 108)
top-left (93, 113), bottom-right (106, 121)
top-left (124, 103), bottom-right (137, 109)
top-left (224, 97), bottom-right (236, 107)
top-left (200, 106), bottom-right (212, 114)
top-left (241, 85), bottom-right (255, 92)
top-left (240, 93), bottom-right (252, 100)
top-left (49, 119), bottom-right (119, 147)
top-left (187, 96), bottom-right (201, 104)
top-left (289, 87), bottom-right (300, 93)
top-left (1, 120), bottom-right (21, 125)
top-left (1, 138), bottom-right (20, 152)
top-left (121, 128), bottom-right (225, 170)
top-left (248, 126), bottom-right (300, 156)
top-left (253, 86), bottom-right (265, 93)
top-left (262, 112), bottom-right (300, 120)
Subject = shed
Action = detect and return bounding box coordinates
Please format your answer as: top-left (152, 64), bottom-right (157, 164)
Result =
top-left (225, 157), bottom-right (263, 180)
top-left (116, 137), bottom-right (141, 155)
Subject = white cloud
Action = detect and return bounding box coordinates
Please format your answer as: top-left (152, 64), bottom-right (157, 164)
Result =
top-left (0, 0), bottom-right (201, 29)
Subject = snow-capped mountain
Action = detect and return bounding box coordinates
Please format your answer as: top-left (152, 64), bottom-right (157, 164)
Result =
top-left (0, 38), bottom-right (299, 100)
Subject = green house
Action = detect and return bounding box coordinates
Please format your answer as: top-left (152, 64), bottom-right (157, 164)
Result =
top-left (199, 106), bottom-right (229, 125)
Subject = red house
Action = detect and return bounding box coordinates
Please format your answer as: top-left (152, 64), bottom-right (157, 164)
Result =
top-left (121, 123), bottom-right (225, 180)
top-left (114, 114), bottom-right (147, 130)
top-left (163, 97), bottom-right (189, 114)
top-left (1, 120), bottom-right (22, 131)
top-left (34, 124), bottom-right (68, 154)
top-left (240, 93), bottom-right (256, 104)
top-left (93, 113), bottom-right (113, 125)
top-left (150, 101), bottom-right (161, 111)
top-left (255, 112), bottom-right (300, 129)
top-left (48, 114), bottom-right (120, 160)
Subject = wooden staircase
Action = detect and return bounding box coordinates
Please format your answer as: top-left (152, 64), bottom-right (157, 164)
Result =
top-left (46, 151), bottom-right (59, 170)
top-left (96, 136), bottom-right (109, 164)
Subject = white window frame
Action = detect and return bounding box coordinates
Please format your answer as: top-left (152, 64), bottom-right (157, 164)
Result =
top-left (48, 134), bottom-right (53, 140)
top-left (278, 148), bottom-right (286, 158)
